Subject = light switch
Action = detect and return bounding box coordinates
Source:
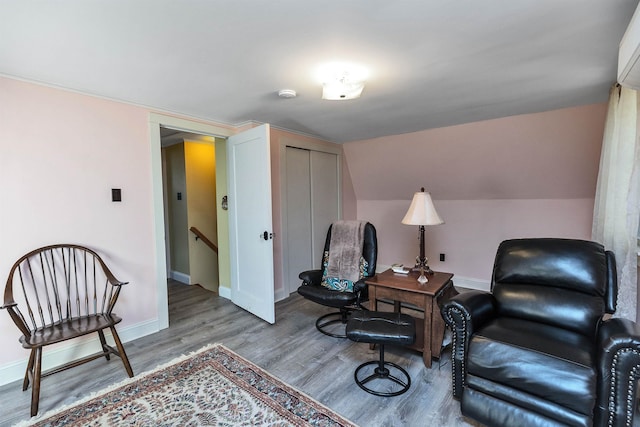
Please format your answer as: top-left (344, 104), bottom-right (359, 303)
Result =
top-left (112, 188), bottom-right (122, 202)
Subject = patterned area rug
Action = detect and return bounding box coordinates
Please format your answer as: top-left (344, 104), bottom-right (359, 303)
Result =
top-left (19, 343), bottom-right (356, 427)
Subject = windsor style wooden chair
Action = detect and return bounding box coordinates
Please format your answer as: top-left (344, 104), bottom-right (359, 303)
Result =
top-left (1, 244), bottom-right (134, 417)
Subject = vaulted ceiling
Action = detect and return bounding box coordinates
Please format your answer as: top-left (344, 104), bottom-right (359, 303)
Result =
top-left (1, 1), bottom-right (637, 142)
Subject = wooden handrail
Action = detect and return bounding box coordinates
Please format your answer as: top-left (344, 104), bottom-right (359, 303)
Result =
top-left (189, 227), bottom-right (218, 254)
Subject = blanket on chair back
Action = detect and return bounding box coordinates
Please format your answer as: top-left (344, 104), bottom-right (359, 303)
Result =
top-left (326, 220), bottom-right (366, 283)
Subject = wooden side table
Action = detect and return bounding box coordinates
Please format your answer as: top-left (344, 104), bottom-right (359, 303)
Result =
top-left (365, 269), bottom-right (454, 368)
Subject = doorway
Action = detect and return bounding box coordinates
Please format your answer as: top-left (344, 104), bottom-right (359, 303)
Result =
top-left (161, 129), bottom-right (220, 293)
top-left (150, 114), bottom-right (277, 328)
top-left (149, 113), bottom-right (235, 330)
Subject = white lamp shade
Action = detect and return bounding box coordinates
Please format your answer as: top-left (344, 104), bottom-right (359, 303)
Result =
top-left (401, 191), bottom-right (444, 226)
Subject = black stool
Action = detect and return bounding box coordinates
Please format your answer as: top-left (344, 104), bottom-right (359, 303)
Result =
top-left (346, 311), bottom-right (416, 397)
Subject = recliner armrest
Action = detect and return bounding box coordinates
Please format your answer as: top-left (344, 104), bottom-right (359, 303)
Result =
top-left (594, 318), bottom-right (640, 427)
top-left (299, 270), bottom-right (323, 286)
top-left (597, 317), bottom-right (640, 352)
top-left (441, 291), bottom-right (497, 399)
top-left (442, 291), bottom-right (497, 333)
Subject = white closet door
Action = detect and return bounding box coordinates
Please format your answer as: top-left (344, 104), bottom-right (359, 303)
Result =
top-left (284, 147), bottom-right (340, 294)
top-left (285, 147), bottom-right (313, 294)
top-left (310, 150), bottom-right (339, 269)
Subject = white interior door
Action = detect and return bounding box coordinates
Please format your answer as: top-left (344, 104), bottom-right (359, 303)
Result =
top-left (228, 124), bottom-right (275, 324)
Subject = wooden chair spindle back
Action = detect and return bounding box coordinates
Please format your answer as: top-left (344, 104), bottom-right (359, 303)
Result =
top-left (4, 244), bottom-right (124, 334)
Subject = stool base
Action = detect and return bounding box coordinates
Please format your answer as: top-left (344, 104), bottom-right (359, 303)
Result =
top-left (353, 345), bottom-right (411, 397)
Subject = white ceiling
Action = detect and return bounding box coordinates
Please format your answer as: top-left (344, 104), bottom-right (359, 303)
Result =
top-left (1, 1), bottom-right (637, 143)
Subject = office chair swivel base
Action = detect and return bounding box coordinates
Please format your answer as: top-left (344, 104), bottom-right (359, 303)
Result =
top-left (353, 344), bottom-right (411, 397)
top-left (315, 308), bottom-right (353, 338)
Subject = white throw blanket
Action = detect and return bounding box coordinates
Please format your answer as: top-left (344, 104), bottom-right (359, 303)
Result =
top-left (326, 220), bottom-right (366, 283)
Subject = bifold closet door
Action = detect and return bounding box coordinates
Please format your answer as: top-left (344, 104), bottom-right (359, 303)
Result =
top-left (284, 147), bottom-right (339, 294)
top-left (285, 147), bottom-right (313, 294)
top-left (309, 150), bottom-right (339, 268)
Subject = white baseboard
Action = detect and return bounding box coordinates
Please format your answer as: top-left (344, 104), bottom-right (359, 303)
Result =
top-left (218, 285), bottom-right (231, 300)
top-left (0, 318), bottom-right (160, 387)
top-left (274, 289), bottom-right (288, 302)
top-left (170, 270), bottom-right (190, 284)
top-left (453, 276), bottom-right (490, 292)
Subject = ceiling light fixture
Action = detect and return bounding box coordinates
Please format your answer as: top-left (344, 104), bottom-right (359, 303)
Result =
top-left (316, 62), bottom-right (369, 101)
top-left (322, 79), bottom-right (365, 101)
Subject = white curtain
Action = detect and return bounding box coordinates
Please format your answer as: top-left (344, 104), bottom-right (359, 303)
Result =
top-left (592, 85), bottom-right (640, 321)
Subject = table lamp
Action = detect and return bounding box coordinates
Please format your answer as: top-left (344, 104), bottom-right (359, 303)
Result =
top-left (401, 187), bottom-right (444, 284)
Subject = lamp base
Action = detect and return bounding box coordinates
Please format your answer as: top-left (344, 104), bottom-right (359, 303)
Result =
top-left (412, 257), bottom-right (434, 275)
top-left (417, 271), bottom-right (429, 284)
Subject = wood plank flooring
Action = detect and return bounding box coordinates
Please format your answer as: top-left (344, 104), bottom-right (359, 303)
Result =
top-left (0, 281), bottom-right (628, 427)
top-left (0, 281), bottom-right (468, 426)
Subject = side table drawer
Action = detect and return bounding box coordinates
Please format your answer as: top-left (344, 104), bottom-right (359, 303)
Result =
top-left (374, 286), bottom-right (424, 307)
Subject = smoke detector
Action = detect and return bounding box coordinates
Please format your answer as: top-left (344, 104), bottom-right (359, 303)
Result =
top-left (278, 89), bottom-right (297, 98)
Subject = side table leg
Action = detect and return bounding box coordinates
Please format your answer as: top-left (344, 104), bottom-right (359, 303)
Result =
top-left (432, 308), bottom-right (446, 359)
top-left (423, 296), bottom-right (433, 368)
top-left (369, 285), bottom-right (378, 351)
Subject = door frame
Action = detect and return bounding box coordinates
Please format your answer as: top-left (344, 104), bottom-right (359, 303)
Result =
top-left (278, 136), bottom-right (342, 298)
top-left (149, 113), bottom-right (234, 330)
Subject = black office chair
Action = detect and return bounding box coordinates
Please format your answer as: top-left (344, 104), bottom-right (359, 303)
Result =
top-left (441, 238), bottom-right (640, 427)
top-left (297, 221), bottom-right (377, 338)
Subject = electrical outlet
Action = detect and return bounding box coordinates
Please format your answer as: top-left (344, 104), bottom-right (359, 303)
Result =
top-left (439, 253), bottom-right (445, 262)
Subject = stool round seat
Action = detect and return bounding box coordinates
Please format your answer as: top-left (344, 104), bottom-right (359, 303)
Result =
top-left (346, 311), bottom-right (416, 397)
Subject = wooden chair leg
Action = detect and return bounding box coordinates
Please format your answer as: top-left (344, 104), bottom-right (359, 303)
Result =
top-left (98, 330), bottom-right (111, 361)
top-left (30, 347), bottom-right (42, 417)
top-left (109, 326), bottom-right (133, 377)
top-left (23, 349), bottom-right (35, 391)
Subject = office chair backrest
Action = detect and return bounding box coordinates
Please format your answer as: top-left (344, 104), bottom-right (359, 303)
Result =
top-left (322, 222), bottom-right (377, 277)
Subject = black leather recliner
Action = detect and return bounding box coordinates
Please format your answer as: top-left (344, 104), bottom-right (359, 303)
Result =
top-left (441, 238), bottom-right (640, 427)
top-left (297, 222), bottom-right (377, 338)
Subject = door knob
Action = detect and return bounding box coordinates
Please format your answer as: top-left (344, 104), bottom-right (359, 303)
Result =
top-left (260, 231), bottom-right (274, 240)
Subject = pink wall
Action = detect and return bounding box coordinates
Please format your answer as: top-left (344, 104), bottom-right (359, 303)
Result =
top-left (0, 77), bottom-right (159, 366)
top-left (345, 104), bottom-right (606, 201)
top-left (360, 198), bottom-right (595, 284)
top-left (341, 155), bottom-right (357, 220)
top-left (344, 104), bottom-right (606, 285)
top-left (0, 78), bottom-right (354, 375)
